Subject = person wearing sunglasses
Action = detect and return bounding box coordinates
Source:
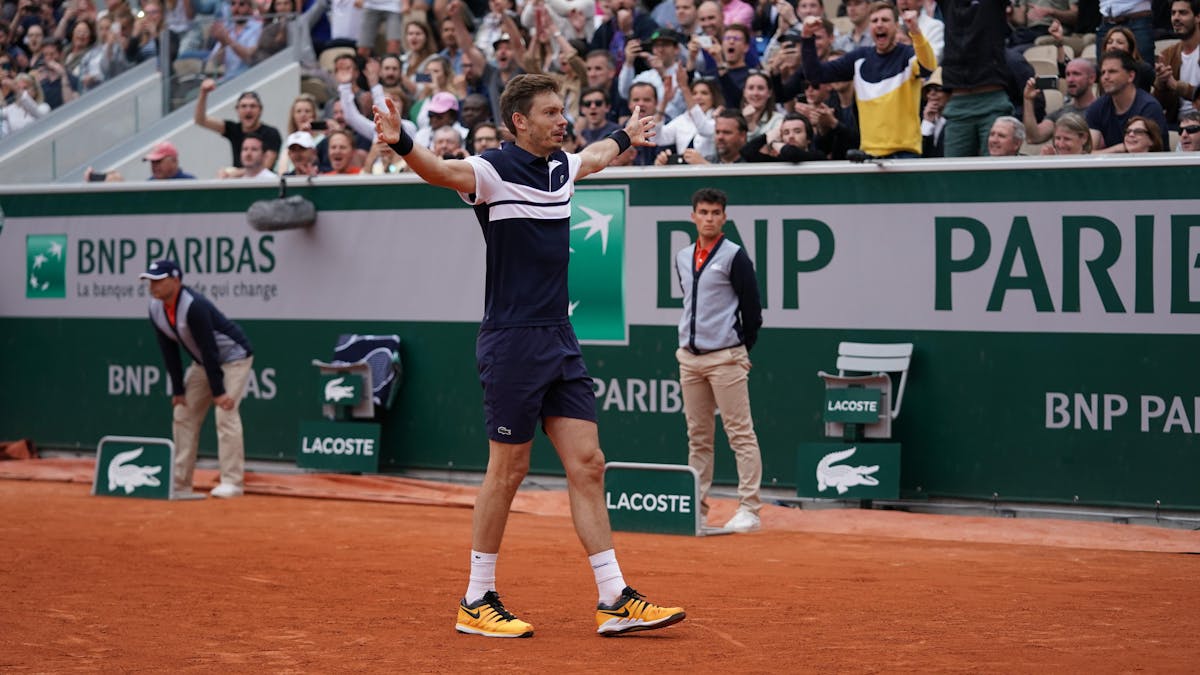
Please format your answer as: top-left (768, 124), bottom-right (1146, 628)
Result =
top-left (576, 85), bottom-right (622, 146)
top-left (1177, 110), bottom-right (1200, 150)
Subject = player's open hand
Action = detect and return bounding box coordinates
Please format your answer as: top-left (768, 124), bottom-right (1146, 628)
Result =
top-left (373, 97), bottom-right (402, 144)
top-left (625, 105), bottom-right (656, 146)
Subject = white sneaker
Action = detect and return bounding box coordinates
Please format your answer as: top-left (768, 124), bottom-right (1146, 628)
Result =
top-left (210, 482), bottom-right (244, 498)
top-left (722, 508), bottom-right (761, 533)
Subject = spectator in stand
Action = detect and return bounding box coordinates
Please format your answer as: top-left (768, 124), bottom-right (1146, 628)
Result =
top-left (253, 0), bottom-right (295, 64)
top-left (674, 0), bottom-right (701, 36)
top-left (432, 124), bottom-right (468, 157)
top-left (322, 128), bottom-right (363, 173)
top-left (797, 73), bottom-right (860, 158)
top-left (1153, 0), bottom-right (1200, 127)
top-left (741, 69), bottom-right (783, 139)
top-left (414, 90), bottom-right (470, 147)
top-left (164, 0), bottom-right (198, 60)
top-left (921, 67), bottom-right (947, 156)
top-left (283, 131), bottom-right (321, 175)
top-left (33, 38), bottom-right (78, 109)
top-left (590, 0), bottom-right (659, 73)
top-left (987, 115), bottom-right (1025, 155)
top-left (358, 0), bottom-right (403, 58)
top-left (125, 0), bottom-right (164, 64)
top-left (22, 23), bottom-right (45, 62)
top-left (1120, 114), bottom-right (1164, 151)
top-left (209, 0), bottom-right (263, 82)
top-left (585, 49), bottom-right (628, 123)
top-left (378, 53), bottom-right (407, 104)
top-left (194, 78), bottom-right (284, 169)
top-left (52, 0), bottom-right (98, 50)
top-left (317, 98), bottom-right (373, 165)
top-left (409, 54), bottom-right (453, 121)
top-left (618, 28), bottom-right (687, 120)
top-left (0, 24), bottom-right (27, 72)
top-left (653, 72), bottom-right (720, 162)
top-left (796, 0), bottom-right (825, 19)
top-left (399, 20), bottom-right (436, 98)
top-left (1177, 109), bottom-right (1200, 149)
top-left (937, 0), bottom-right (1012, 156)
top-left (460, 92), bottom-right (492, 128)
top-left (1009, 0), bottom-right (1079, 48)
top-left (577, 84), bottom-right (622, 145)
top-left (64, 18), bottom-right (105, 91)
top-left (626, 80), bottom-right (665, 163)
top-left (469, 120), bottom-right (500, 153)
top-left (221, 132), bottom-right (279, 179)
top-left (453, 1), bottom-right (525, 126)
top-left (716, 22), bottom-right (753, 108)
top-left (740, 111), bottom-right (828, 160)
top-left (1022, 58), bottom-right (1097, 143)
top-left (0, 72), bottom-right (50, 135)
top-left (145, 141), bottom-right (197, 179)
top-left (1087, 49), bottom-right (1168, 151)
top-left (475, 0), bottom-right (513, 60)
top-left (701, 108), bottom-right (748, 162)
top-left (277, 93), bottom-right (328, 172)
top-left (1100, 26), bottom-right (1154, 91)
top-left (833, 0), bottom-right (872, 53)
top-left (540, 0), bottom-right (597, 45)
top-left (438, 15), bottom-right (467, 75)
top-left (801, 5), bottom-right (934, 158)
top-left (1097, 0), bottom-right (1155, 66)
top-left (1039, 111), bottom-right (1093, 154)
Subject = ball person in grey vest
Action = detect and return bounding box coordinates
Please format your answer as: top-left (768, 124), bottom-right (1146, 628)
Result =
top-left (674, 188), bottom-right (764, 532)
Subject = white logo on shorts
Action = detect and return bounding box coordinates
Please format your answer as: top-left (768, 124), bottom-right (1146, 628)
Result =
top-left (497, 426), bottom-right (513, 436)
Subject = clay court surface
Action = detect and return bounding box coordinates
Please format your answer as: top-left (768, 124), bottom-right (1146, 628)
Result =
top-left (3, 460), bottom-right (1199, 673)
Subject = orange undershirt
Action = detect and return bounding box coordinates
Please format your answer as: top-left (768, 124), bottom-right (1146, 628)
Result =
top-left (694, 234), bottom-right (723, 271)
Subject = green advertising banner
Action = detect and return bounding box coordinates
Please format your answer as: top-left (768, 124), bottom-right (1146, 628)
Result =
top-left (604, 462), bottom-right (700, 536)
top-left (92, 435), bottom-right (174, 500)
top-left (297, 420), bottom-right (381, 473)
top-left (569, 187), bottom-right (627, 344)
top-left (797, 443), bottom-right (901, 500)
top-left (3, 158), bottom-right (1199, 511)
top-left (823, 388), bottom-right (883, 424)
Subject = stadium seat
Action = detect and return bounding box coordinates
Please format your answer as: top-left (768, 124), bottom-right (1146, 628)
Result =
top-left (312, 334), bottom-right (403, 419)
top-left (1169, 130), bottom-right (1180, 151)
top-left (1028, 58), bottom-right (1059, 77)
top-left (1081, 43), bottom-right (1096, 61)
top-left (818, 342), bottom-right (913, 440)
top-left (1024, 44), bottom-right (1061, 63)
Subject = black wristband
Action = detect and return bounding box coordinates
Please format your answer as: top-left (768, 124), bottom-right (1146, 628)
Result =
top-left (609, 129), bottom-right (632, 154)
top-left (388, 127), bottom-right (414, 156)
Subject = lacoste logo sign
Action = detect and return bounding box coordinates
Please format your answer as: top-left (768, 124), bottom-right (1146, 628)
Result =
top-left (816, 447), bottom-right (879, 494)
top-left (107, 447), bottom-right (163, 494)
top-left (497, 426), bottom-right (513, 436)
top-left (324, 376), bottom-right (355, 402)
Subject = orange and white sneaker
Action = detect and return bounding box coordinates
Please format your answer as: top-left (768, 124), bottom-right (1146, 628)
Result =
top-left (595, 587), bottom-right (686, 636)
top-left (455, 591), bottom-right (534, 638)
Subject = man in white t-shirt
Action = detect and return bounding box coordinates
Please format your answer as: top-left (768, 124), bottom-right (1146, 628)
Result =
top-left (1154, 0), bottom-right (1200, 125)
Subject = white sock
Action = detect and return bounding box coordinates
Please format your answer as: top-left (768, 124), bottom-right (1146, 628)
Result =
top-left (464, 550), bottom-right (497, 605)
top-left (589, 549), bottom-right (626, 606)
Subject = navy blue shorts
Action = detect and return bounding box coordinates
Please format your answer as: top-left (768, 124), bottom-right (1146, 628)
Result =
top-left (476, 324), bottom-right (598, 443)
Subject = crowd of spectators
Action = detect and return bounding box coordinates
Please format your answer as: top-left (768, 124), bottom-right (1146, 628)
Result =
top-left (4, 0), bottom-right (1199, 174)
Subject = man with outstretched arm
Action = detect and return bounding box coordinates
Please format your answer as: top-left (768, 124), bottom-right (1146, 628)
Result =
top-left (373, 73), bottom-right (686, 639)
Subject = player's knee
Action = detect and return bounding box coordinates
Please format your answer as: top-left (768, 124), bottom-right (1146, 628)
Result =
top-left (568, 446), bottom-right (606, 483)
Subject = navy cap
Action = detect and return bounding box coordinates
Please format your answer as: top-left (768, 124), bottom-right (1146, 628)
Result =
top-left (139, 259), bottom-right (182, 281)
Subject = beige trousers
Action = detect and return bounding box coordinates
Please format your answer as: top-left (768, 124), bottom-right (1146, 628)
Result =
top-left (173, 357), bottom-right (253, 491)
top-left (676, 345), bottom-right (762, 517)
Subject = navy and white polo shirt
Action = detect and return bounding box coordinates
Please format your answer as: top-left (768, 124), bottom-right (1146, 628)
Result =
top-left (459, 142), bottom-right (582, 330)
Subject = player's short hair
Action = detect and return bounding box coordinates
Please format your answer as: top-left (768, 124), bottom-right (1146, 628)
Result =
top-left (499, 73), bottom-right (562, 135)
top-left (692, 187), bottom-right (728, 211)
